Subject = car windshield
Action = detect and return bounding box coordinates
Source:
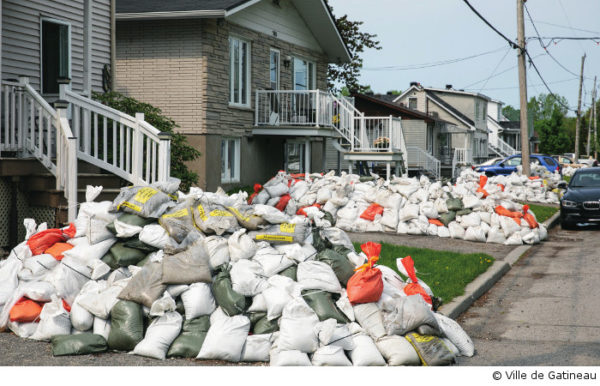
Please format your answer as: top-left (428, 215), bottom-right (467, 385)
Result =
top-left (570, 172), bottom-right (600, 187)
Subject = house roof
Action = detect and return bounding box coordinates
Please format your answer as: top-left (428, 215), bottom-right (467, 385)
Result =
top-left (424, 90), bottom-right (475, 128)
top-left (394, 84), bottom-right (491, 104)
top-left (116, 0), bottom-right (351, 63)
top-left (499, 121), bottom-right (521, 131)
top-left (353, 93), bottom-right (442, 123)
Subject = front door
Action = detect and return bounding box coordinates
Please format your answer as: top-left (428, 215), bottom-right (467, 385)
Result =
top-left (284, 140), bottom-right (310, 174)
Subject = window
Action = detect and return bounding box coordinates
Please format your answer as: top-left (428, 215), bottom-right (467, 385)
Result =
top-left (229, 36), bottom-right (250, 106)
top-left (293, 57), bottom-right (315, 90)
top-left (285, 140), bottom-right (309, 174)
top-left (506, 156), bottom-right (522, 166)
top-left (544, 157), bottom-right (558, 167)
top-left (269, 49), bottom-right (280, 90)
top-left (41, 19), bottom-right (70, 94)
top-left (221, 138), bottom-right (241, 183)
top-left (408, 97), bottom-right (417, 110)
top-left (475, 101), bottom-right (480, 120)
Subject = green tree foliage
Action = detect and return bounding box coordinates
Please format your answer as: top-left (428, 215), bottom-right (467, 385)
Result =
top-left (528, 93), bottom-right (569, 122)
top-left (536, 107), bottom-right (572, 155)
top-left (326, 2), bottom-right (382, 92)
top-left (92, 91), bottom-right (201, 191)
top-left (502, 105), bottom-right (520, 121)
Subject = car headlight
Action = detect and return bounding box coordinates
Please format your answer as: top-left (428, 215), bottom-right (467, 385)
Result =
top-left (561, 199), bottom-right (578, 208)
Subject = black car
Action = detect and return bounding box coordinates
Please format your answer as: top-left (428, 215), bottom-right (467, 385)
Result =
top-left (559, 167), bottom-right (600, 229)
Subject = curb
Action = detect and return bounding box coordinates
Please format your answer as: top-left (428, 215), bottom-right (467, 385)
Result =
top-left (439, 209), bottom-right (561, 319)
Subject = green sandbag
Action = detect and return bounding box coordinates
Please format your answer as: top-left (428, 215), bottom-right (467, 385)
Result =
top-left (405, 332), bottom-right (455, 366)
top-left (250, 312), bottom-right (279, 334)
top-left (110, 242), bottom-right (147, 266)
top-left (301, 289), bottom-right (349, 323)
top-left (322, 211), bottom-right (335, 226)
top-left (279, 265), bottom-right (297, 281)
top-left (332, 244), bottom-right (353, 257)
top-left (136, 254), bottom-right (150, 267)
top-left (311, 228), bottom-right (331, 252)
top-left (123, 237), bottom-right (158, 253)
top-left (212, 267), bottom-right (249, 316)
top-left (101, 252), bottom-right (119, 270)
top-left (456, 208), bottom-right (472, 216)
top-left (106, 213), bottom-right (155, 235)
top-left (167, 316), bottom-right (210, 358)
top-left (445, 194), bottom-right (463, 212)
top-left (316, 249), bottom-right (354, 286)
top-left (51, 333), bottom-right (108, 356)
top-left (107, 300), bottom-right (144, 351)
top-left (439, 211), bottom-right (456, 227)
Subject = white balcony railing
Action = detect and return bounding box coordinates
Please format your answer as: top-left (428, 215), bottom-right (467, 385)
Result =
top-left (353, 116), bottom-right (404, 153)
top-left (255, 90), bottom-right (333, 127)
top-left (406, 146), bottom-right (441, 180)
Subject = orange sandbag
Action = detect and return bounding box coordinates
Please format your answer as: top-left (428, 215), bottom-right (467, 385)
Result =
top-left (296, 203), bottom-right (321, 217)
top-left (347, 242), bottom-right (383, 305)
top-left (521, 204), bottom-right (539, 229)
top-left (476, 175), bottom-right (489, 198)
top-left (44, 242), bottom-right (74, 261)
top-left (275, 194), bottom-right (291, 211)
top-left (360, 203), bottom-right (384, 221)
top-left (528, 176), bottom-right (540, 180)
top-left (9, 298), bottom-right (44, 323)
top-left (495, 205), bottom-right (522, 225)
top-left (399, 256), bottom-right (432, 306)
top-left (497, 184), bottom-right (505, 192)
top-left (428, 219), bottom-right (444, 227)
top-left (62, 299), bottom-right (71, 313)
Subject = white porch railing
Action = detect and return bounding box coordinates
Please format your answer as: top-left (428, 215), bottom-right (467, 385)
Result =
top-left (495, 137), bottom-right (516, 156)
top-left (489, 129), bottom-right (516, 157)
top-left (406, 146), bottom-right (441, 180)
top-left (452, 147), bottom-right (473, 179)
top-left (61, 85), bottom-right (170, 185)
top-left (1, 78), bottom-right (78, 220)
top-left (353, 116), bottom-right (403, 153)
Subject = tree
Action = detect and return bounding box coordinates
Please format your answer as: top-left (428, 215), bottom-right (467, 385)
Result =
top-left (528, 93), bottom-right (568, 122)
top-left (502, 105), bottom-right (520, 121)
top-left (536, 107), bottom-right (572, 155)
top-left (93, 91), bottom-right (201, 191)
top-left (326, 3), bottom-right (382, 93)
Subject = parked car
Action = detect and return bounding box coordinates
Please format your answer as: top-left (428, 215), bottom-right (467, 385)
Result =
top-left (474, 154), bottom-right (561, 176)
top-left (559, 167), bottom-right (600, 228)
top-left (552, 155), bottom-right (588, 169)
top-left (476, 157), bottom-right (503, 168)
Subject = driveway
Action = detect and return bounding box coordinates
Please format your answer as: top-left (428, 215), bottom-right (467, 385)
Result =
top-left (457, 225), bottom-right (600, 366)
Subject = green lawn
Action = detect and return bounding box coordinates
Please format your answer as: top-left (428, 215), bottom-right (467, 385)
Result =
top-left (522, 203), bottom-right (558, 223)
top-left (353, 242), bottom-right (494, 306)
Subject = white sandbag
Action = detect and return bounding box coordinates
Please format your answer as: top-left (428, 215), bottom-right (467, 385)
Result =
top-left (398, 204), bottom-right (419, 222)
top-left (265, 182), bottom-right (289, 198)
top-left (270, 350), bottom-right (312, 366)
top-left (93, 317), bottom-right (111, 341)
top-left (8, 321), bottom-right (39, 338)
top-left (448, 222), bottom-right (465, 239)
top-left (30, 297), bottom-right (71, 341)
top-left (228, 229), bottom-right (257, 262)
top-left (70, 301), bottom-right (94, 332)
top-left (241, 334), bottom-right (272, 362)
top-left (62, 237), bottom-right (116, 263)
top-left (139, 224), bottom-right (175, 249)
top-left (22, 281), bottom-right (55, 302)
top-left (437, 226), bottom-right (450, 238)
top-left (113, 219), bottom-right (143, 238)
top-left (230, 259), bottom-right (268, 297)
top-left (22, 254), bottom-right (58, 278)
top-left (197, 312), bottom-right (251, 362)
top-left (87, 259), bottom-right (111, 281)
top-left (290, 180), bottom-right (309, 201)
top-left (311, 346), bottom-right (352, 366)
top-left (253, 245), bottom-right (294, 276)
top-left (320, 227), bottom-right (354, 251)
top-left (500, 216), bottom-right (521, 238)
top-left (375, 335), bottom-right (421, 366)
top-left (275, 243), bottom-right (317, 263)
top-left (42, 256), bottom-right (92, 306)
top-left (538, 224), bottom-right (548, 240)
top-left (335, 291), bottom-right (355, 322)
top-left (317, 321), bottom-right (355, 351)
top-left (297, 261), bottom-right (342, 293)
top-left (442, 338), bottom-right (460, 356)
top-left (504, 232), bottom-right (523, 245)
top-left (461, 212), bottom-right (481, 228)
top-left (464, 226), bottom-right (486, 242)
top-left (420, 202), bottom-right (439, 219)
top-left (203, 236), bottom-right (230, 270)
top-left (149, 292), bottom-right (176, 317)
top-left (426, 223), bottom-right (438, 236)
top-left (434, 313), bottom-right (474, 357)
top-left (352, 303), bottom-right (386, 340)
top-left (253, 204), bottom-right (289, 224)
top-left (486, 226), bottom-right (506, 244)
top-left (133, 311), bottom-right (182, 360)
top-left (479, 212), bottom-right (492, 225)
top-left (278, 297), bottom-right (320, 353)
top-left (348, 332), bottom-right (386, 366)
top-left (247, 293), bottom-right (267, 313)
top-left (166, 284), bottom-right (189, 298)
top-left (78, 279), bottom-right (128, 320)
top-left (262, 285), bottom-right (293, 321)
top-left (381, 295), bottom-right (439, 336)
top-left (181, 282), bottom-right (216, 319)
top-left (463, 195), bottom-right (481, 209)
top-left (88, 213), bottom-right (118, 245)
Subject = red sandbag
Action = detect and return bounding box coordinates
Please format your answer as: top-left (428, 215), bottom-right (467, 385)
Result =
top-left (44, 242), bottom-right (74, 261)
top-left (428, 219), bottom-right (444, 227)
top-left (476, 175), bottom-right (489, 198)
top-left (248, 183), bottom-right (264, 204)
top-left (275, 194), bottom-right (291, 211)
top-left (528, 176), bottom-right (540, 180)
top-left (497, 184), bottom-right (505, 192)
top-left (522, 204), bottom-right (539, 229)
top-left (360, 203), bottom-right (384, 221)
top-left (27, 223), bottom-right (75, 256)
top-left (62, 299), bottom-right (71, 313)
top-left (347, 242), bottom-right (383, 305)
top-left (9, 297), bottom-right (44, 323)
top-left (495, 205), bottom-right (523, 225)
top-left (399, 256), bottom-right (432, 306)
top-left (296, 203), bottom-right (321, 217)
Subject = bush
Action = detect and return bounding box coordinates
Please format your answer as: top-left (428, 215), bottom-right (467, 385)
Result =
top-left (93, 91), bottom-right (201, 191)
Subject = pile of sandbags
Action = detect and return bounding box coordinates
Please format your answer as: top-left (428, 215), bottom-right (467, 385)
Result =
top-left (247, 171), bottom-right (550, 246)
top-left (0, 181), bottom-right (474, 366)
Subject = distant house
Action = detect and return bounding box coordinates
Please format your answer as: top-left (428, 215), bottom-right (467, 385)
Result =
top-left (394, 83), bottom-right (491, 166)
top-left (487, 99), bottom-right (519, 157)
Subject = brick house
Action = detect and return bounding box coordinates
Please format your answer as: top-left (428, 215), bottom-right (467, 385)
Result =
top-left (115, 0), bottom-right (355, 191)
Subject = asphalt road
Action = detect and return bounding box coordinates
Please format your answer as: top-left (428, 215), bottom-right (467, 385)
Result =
top-left (457, 225), bottom-right (600, 366)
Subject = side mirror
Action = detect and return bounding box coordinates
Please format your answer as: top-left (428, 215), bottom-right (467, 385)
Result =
top-left (557, 181), bottom-right (568, 189)
top-left (499, 162), bottom-right (505, 167)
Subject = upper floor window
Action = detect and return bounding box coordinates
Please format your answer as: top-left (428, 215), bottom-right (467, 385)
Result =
top-left (293, 57), bottom-right (315, 90)
top-left (41, 19), bottom-right (70, 94)
top-left (408, 97), bottom-right (417, 110)
top-left (475, 101), bottom-right (481, 120)
top-left (270, 49), bottom-right (280, 90)
top-left (229, 36), bottom-right (250, 107)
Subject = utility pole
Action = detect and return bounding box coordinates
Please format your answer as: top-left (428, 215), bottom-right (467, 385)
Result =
top-left (574, 54), bottom-right (586, 160)
top-left (517, 0), bottom-right (530, 176)
top-left (587, 89), bottom-right (593, 156)
top-left (594, 76), bottom-right (598, 159)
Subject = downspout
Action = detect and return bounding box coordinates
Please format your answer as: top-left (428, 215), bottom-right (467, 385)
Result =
top-left (110, 0), bottom-right (116, 91)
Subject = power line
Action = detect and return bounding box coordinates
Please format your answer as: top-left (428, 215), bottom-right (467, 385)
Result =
top-left (465, 77), bottom-right (578, 91)
top-left (461, 53), bottom-right (545, 89)
top-left (462, 0), bottom-right (519, 49)
top-left (478, 48), bottom-right (512, 93)
top-left (531, 20), bottom-right (600, 35)
top-left (361, 46), bottom-right (506, 71)
top-left (525, 50), bottom-right (576, 111)
top-left (556, 0), bottom-right (586, 51)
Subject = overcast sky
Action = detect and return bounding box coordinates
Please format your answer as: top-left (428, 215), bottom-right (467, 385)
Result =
top-left (328, 0), bottom-right (600, 114)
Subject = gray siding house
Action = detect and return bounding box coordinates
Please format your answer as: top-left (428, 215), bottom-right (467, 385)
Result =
top-left (115, 0), bottom-right (352, 191)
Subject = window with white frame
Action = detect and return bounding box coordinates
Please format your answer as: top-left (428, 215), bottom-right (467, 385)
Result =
top-left (221, 138), bottom-right (241, 183)
top-left (269, 49), bottom-right (280, 90)
top-left (408, 97), bottom-right (417, 110)
top-left (293, 57), bottom-right (315, 90)
top-left (229, 36), bottom-right (250, 106)
top-left (41, 19), bottom-right (71, 94)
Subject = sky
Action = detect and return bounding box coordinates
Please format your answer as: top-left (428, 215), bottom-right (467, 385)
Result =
top-left (328, 0), bottom-right (600, 115)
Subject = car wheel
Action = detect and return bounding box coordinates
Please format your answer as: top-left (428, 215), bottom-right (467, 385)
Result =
top-left (560, 220), bottom-right (575, 230)
top-left (485, 172), bottom-right (496, 177)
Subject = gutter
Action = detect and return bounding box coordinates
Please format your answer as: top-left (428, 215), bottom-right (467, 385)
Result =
top-left (116, 10), bottom-right (225, 20)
